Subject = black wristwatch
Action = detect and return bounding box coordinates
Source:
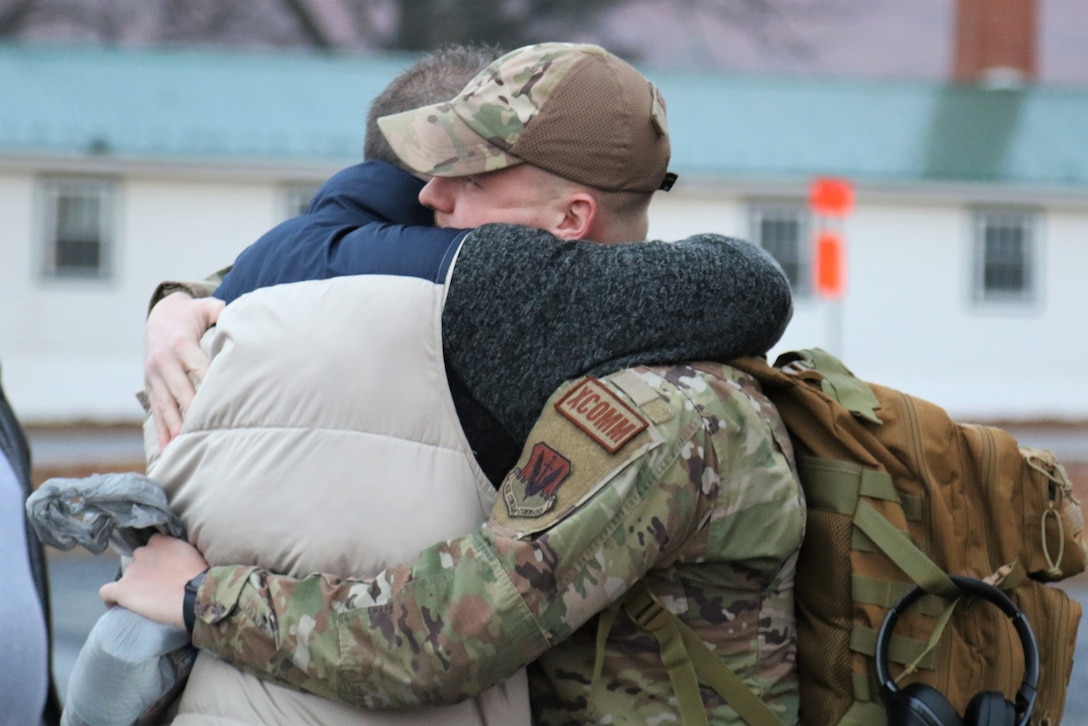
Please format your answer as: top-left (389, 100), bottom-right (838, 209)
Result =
top-left (183, 569), bottom-right (209, 634)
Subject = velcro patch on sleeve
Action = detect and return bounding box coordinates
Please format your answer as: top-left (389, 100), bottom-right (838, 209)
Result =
top-left (501, 442), bottom-right (572, 518)
top-left (490, 377), bottom-right (663, 538)
top-left (554, 376), bottom-right (648, 453)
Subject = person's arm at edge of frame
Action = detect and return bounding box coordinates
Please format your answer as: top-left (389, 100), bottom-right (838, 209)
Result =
top-left (101, 396), bottom-right (706, 709)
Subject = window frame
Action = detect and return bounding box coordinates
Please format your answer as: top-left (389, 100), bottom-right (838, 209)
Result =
top-left (282, 182), bottom-right (322, 220)
top-left (970, 207), bottom-right (1039, 305)
top-left (39, 176), bottom-right (117, 281)
top-left (748, 200), bottom-right (812, 298)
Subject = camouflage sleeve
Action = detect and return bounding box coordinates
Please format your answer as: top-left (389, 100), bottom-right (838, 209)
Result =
top-left (191, 373), bottom-right (709, 709)
top-left (146, 265), bottom-right (232, 313)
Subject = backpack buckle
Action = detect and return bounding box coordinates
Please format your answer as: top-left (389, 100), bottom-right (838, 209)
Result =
top-left (622, 582), bottom-right (670, 631)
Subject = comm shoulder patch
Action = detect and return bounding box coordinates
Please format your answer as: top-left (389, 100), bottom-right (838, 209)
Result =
top-left (554, 376), bottom-right (648, 453)
top-left (491, 376), bottom-right (662, 537)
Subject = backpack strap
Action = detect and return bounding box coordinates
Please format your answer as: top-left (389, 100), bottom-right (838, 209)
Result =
top-left (799, 455), bottom-right (958, 598)
top-left (728, 356), bottom-right (793, 392)
top-left (783, 348), bottom-right (882, 425)
top-left (853, 501), bottom-right (959, 598)
top-left (590, 581), bottom-right (784, 726)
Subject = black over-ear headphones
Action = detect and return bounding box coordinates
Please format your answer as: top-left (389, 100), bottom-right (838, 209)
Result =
top-left (875, 575), bottom-right (1039, 726)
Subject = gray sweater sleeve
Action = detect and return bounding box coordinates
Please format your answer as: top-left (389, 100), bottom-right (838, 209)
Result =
top-left (442, 223), bottom-right (793, 442)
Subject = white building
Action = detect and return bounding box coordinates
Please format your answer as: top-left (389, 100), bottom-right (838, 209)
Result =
top-left (1, 42), bottom-right (1086, 425)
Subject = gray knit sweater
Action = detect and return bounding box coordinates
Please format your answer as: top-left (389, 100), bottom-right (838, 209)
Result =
top-left (442, 224), bottom-right (793, 448)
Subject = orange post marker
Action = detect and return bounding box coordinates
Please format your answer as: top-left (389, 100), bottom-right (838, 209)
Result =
top-left (810, 177), bottom-right (854, 218)
top-left (815, 230), bottom-right (845, 298)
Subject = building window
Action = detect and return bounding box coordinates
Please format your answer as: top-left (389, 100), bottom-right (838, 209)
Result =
top-left (41, 178), bottom-right (115, 279)
top-left (972, 208), bottom-right (1036, 303)
top-left (750, 202), bottom-right (810, 296)
top-left (283, 183), bottom-right (321, 219)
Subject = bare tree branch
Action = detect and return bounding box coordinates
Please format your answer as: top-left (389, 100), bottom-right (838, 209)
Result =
top-left (280, 0), bottom-right (334, 49)
top-left (0, 0), bottom-right (39, 36)
top-left (336, 0), bottom-right (388, 48)
top-left (9, 0), bottom-right (116, 41)
top-left (0, 0), bottom-right (863, 65)
top-left (156, 0), bottom-right (236, 43)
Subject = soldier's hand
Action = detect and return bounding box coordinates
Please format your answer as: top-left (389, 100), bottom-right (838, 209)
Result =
top-left (144, 292), bottom-right (224, 448)
top-left (99, 534), bottom-right (209, 630)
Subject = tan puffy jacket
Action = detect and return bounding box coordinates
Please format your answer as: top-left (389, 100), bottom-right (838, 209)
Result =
top-left (146, 272), bottom-right (529, 726)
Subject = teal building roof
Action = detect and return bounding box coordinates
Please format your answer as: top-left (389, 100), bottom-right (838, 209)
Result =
top-left (0, 43), bottom-right (406, 163)
top-left (2, 42), bottom-right (1087, 188)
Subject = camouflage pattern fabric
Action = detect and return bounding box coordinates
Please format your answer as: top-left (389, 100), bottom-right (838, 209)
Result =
top-left (377, 42), bottom-right (671, 191)
top-left (192, 362), bottom-right (805, 725)
top-left (378, 43), bottom-right (591, 177)
top-left (147, 267), bottom-right (229, 313)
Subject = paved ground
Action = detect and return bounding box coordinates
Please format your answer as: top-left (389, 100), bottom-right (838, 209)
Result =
top-left (35, 423), bottom-right (1088, 720)
top-left (49, 551), bottom-right (120, 705)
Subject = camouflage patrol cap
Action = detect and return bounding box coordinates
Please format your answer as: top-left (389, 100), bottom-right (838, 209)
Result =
top-left (378, 42), bottom-right (676, 193)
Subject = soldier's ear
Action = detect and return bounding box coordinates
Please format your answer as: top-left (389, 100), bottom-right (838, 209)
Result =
top-left (552, 192), bottom-right (597, 241)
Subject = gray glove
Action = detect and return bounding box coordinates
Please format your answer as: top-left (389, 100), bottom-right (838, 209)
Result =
top-left (25, 471), bottom-right (185, 556)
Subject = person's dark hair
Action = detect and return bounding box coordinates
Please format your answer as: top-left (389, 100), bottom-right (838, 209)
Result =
top-left (364, 43), bottom-right (505, 167)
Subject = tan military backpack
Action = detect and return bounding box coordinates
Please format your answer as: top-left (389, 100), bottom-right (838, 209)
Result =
top-left (606, 349), bottom-right (1085, 726)
top-left (733, 349), bottom-right (1085, 725)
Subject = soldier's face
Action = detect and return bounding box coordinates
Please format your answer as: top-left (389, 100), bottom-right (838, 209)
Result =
top-left (419, 164), bottom-right (579, 236)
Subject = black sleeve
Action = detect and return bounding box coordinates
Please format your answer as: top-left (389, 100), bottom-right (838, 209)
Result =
top-left (442, 225), bottom-right (793, 442)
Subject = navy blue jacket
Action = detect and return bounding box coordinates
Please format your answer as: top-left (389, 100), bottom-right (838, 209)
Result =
top-left (216, 161), bottom-right (466, 302)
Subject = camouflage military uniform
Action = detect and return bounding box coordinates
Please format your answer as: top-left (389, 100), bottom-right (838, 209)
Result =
top-left (192, 361), bottom-right (805, 725)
